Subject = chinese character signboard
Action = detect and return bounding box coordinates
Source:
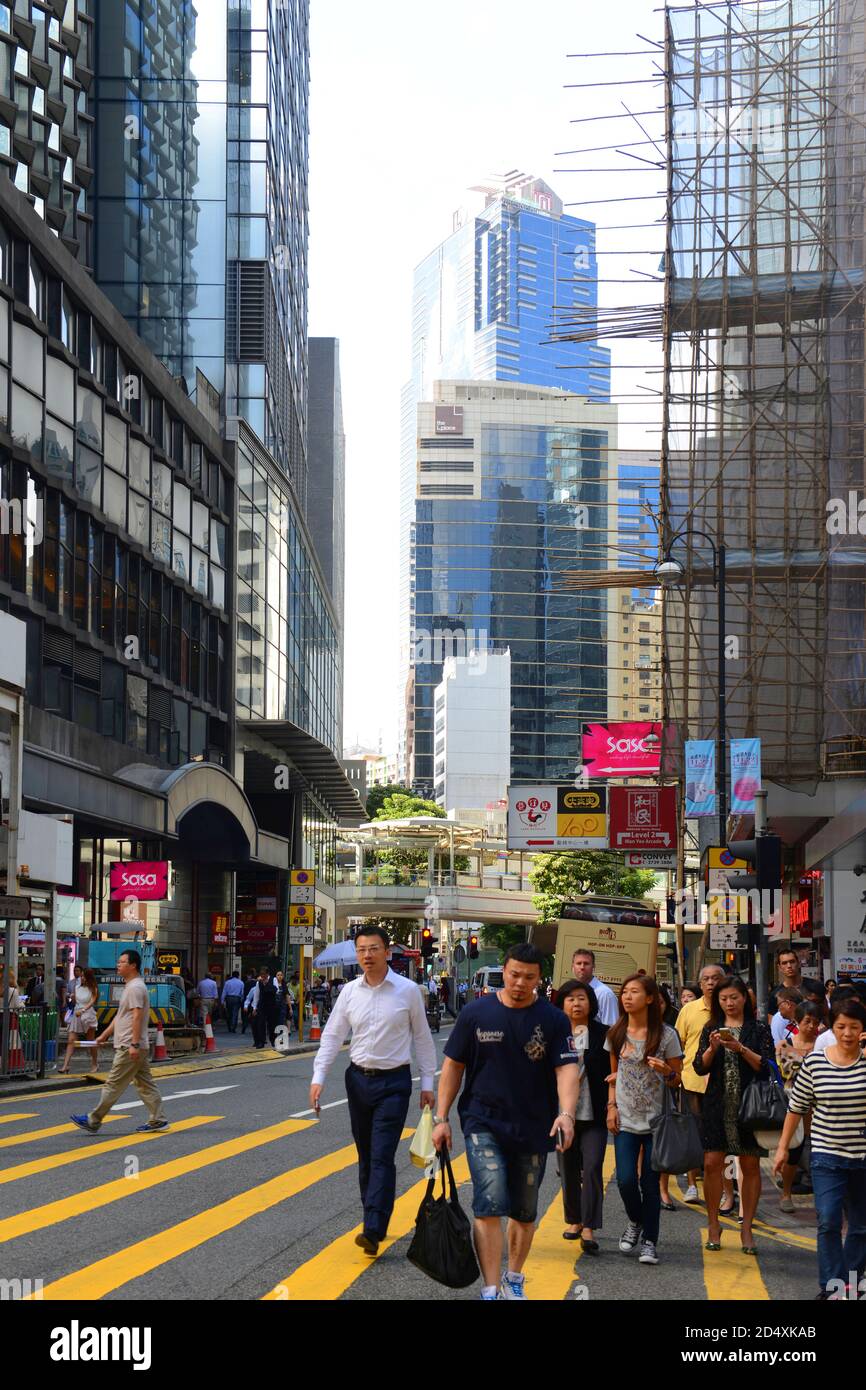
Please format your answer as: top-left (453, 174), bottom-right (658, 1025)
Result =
top-left (608, 786), bottom-right (677, 850)
top-left (507, 785), bottom-right (607, 851)
top-left (290, 868), bottom-right (316, 905)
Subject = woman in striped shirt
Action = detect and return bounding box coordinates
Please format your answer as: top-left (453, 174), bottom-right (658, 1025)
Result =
top-left (773, 998), bottom-right (866, 1299)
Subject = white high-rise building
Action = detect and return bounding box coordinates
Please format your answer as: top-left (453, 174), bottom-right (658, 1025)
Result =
top-left (433, 651), bottom-right (511, 818)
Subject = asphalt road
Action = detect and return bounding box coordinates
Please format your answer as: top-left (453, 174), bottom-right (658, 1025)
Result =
top-left (0, 1028), bottom-right (822, 1303)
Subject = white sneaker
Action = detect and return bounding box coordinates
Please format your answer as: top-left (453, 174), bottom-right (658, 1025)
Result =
top-left (638, 1240), bottom-right (659, 1265)
top-left (684, 1184), bottom-right (701, 1203)
top-left (618, 1221), bottom-right (641, 1253)
top-left (500, 1272), bottom-right (527, 1300)
top-left (480, 1289), bottom-right (502, 1301)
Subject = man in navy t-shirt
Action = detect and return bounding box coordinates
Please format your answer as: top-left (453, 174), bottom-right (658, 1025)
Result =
top-left (433, 943), bottom-right (580, 1301)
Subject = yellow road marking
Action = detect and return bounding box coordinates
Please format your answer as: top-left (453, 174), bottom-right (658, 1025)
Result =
top-left (0, 1114), bottom-right (37, 1126)
top-left (264, 1150), bottom-right (469, 1300)
top-left (31, 1128), bottom-right (409, 1301)
top-left (0, 1115), bottom-right (123, 1149)
top-left (523, 1144), bottom-right (617, 1300)
top-left (0, 1115), bottom-right (218, 1186)
top-left (670, 1176), bottom-right (816, 1249)
top-left (701, 1225), bottom-right (770, 1300)
top-left (0, 1115), bottom-right (314, 1244)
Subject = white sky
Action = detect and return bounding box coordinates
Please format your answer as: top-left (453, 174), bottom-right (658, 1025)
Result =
top-left (307, 0), bottom-right (665, 756)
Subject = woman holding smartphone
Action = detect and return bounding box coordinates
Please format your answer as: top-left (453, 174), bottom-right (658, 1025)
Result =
top-left (692, 976), bottom-right (773, 1254)
top-left (605, 974), bottom-right (683, 1267)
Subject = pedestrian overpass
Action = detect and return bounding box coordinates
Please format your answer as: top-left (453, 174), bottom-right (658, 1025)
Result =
top-left (323, 817), bottom-right (538, 928)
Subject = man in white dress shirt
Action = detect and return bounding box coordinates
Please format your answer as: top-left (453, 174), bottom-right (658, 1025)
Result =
top-left (310, 925), bottom-right (437, 1256)
top-left (570, 949), bottom-right (619, 1026)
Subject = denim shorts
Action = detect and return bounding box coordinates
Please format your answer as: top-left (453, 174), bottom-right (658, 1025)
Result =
top-left (465, 1129), bottom-right (547, 1222)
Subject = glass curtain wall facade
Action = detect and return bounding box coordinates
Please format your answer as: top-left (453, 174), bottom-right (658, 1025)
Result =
top-left (400, 180), bottom-right (613, 782)
top-left (0, 208), bottom-right (231, 768)
top-left (232, 421), bottom-right (340, 753)
top-left (0, 0), bottom-right (96, 268)
top-left (410, 385), bottom-right (616, 791)
top-left (91, 0), bottom-right (310, 494)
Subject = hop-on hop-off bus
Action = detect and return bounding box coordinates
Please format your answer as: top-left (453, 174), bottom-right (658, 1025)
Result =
top-left (530, 896), bottom-right (661, 992)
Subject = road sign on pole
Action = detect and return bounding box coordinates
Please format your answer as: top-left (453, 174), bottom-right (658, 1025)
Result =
top-left (0, 895), bottom-right (31, 919)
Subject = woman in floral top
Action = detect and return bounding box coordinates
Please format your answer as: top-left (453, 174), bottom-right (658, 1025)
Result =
top-left (693, 976), bottom-right (773, 1254)
top-left (605, 974), bottom-right (683, 1268)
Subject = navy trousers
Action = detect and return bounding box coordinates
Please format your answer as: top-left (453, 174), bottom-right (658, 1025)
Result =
top-left (345, 1063), bottom-right (412, 1240)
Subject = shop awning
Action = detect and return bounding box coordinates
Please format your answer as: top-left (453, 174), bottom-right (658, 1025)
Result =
top-left (239, 720), bottom-right (367, 823)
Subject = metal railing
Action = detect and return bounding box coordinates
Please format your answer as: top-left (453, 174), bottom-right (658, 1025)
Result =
top-left (0, 1005), bottom-right (55, 1080)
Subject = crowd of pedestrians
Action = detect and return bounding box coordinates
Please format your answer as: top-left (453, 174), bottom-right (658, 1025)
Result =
top-left (309, 929), bottom-right (866, 1300)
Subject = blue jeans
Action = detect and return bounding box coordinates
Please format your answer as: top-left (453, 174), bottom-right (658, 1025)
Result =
top-left (345, 1064), bottom-right (412, 1240)
top-left (614, 1130), bottom-right (660, 1245)
top-left (464, 1129), bottom-right (547, 1222)
top-left (811, 1153), bottom-right (866, 1292)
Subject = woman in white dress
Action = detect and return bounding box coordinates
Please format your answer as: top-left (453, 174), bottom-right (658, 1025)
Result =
top-left (58, 967), bottom-right (99, 1073)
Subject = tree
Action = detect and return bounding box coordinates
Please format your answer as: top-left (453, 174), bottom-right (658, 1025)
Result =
top-left (480, 923), bottom-right (527, 958)
top-left (373, 792), bottom-right (445, 821)
top-left (529, 852), bottom-right (657, 925)
top-left (365, 783), bottom-right (413, 819)
top-left (357, 916), bottom-right (416, 948)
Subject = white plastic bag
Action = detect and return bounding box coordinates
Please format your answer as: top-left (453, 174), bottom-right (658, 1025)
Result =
top-left (409, 1104), bottom-right (437, 1169)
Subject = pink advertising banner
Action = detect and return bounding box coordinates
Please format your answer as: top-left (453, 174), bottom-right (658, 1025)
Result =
top-left (109, 860), bottom-right (169, 901)
top-left (581, 721), bottom-right (664, 778)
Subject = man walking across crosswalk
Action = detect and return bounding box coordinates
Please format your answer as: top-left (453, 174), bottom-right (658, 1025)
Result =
top-left (310, 925), bottom-right (437, 1256)
top-left (70, 949), bottom-right (168, 1135)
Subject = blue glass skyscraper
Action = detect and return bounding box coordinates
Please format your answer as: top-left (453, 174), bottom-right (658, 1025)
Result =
top-left (399, 175), bottom-right (615, 793)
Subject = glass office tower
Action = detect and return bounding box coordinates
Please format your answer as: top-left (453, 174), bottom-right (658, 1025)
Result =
top-left (91, 0), bottom-right (309, 501)
top-left (399, 176), bottom-right (614, 786)
top-left (407, 383), bottom-right (617, 793)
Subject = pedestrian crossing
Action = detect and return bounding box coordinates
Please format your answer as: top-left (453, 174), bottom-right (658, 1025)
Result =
top-left (0, 1106), bottom-right (817, 1302)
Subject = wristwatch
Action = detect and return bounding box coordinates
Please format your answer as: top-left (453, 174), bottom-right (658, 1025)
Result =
top-left (557, 1110), bottom-right (575, 1122)
top-left (432, 1114), bottom-right (449, 1126)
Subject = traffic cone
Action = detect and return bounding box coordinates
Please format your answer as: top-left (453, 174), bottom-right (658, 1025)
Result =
top-left (310, 1006), bottom-right (321, 1042)
top-left (203, 1015), bottom-right (216, 1053)
top-left (8, 1013), bottom-right (23, 1070)
top-left (153, 1019), bottom-right (168, 1062)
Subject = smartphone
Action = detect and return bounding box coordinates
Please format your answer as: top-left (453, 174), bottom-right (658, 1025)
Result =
top-left (718, 1028), bottom-right (735, 1042)
top-left (555, 1124), bottom-right (567, 1151)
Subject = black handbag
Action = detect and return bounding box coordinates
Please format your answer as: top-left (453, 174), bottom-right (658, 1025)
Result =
top-left (407, 1148), bottom-right (480, 1290)
top-left (650, 1085), bottom-right (705, 1173)
top-left (738, 1059), bottom-right (788, 1129)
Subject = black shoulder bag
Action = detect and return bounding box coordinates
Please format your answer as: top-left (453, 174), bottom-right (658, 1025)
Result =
top-left (407, 1147), bottom-right (480, 1289)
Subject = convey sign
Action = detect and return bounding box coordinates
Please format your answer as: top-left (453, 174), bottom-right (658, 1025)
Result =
top-left (608, 786), bottom-right (677, 850)
top-left (624, 851), bottom-right (676, 870)
top-left (109, 861), bottom-right (169, 901)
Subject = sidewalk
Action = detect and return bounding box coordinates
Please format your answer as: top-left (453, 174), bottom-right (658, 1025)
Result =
top-left (0, 1020), bottom-right (320, 1098)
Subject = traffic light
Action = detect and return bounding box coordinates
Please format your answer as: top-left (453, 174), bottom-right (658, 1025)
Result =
top-left (469, 934), bottom-right (479, 959)
top-left (726, 834), bottom-right (782, 914)
top-left (421, 927), bottom-right (434, 959)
